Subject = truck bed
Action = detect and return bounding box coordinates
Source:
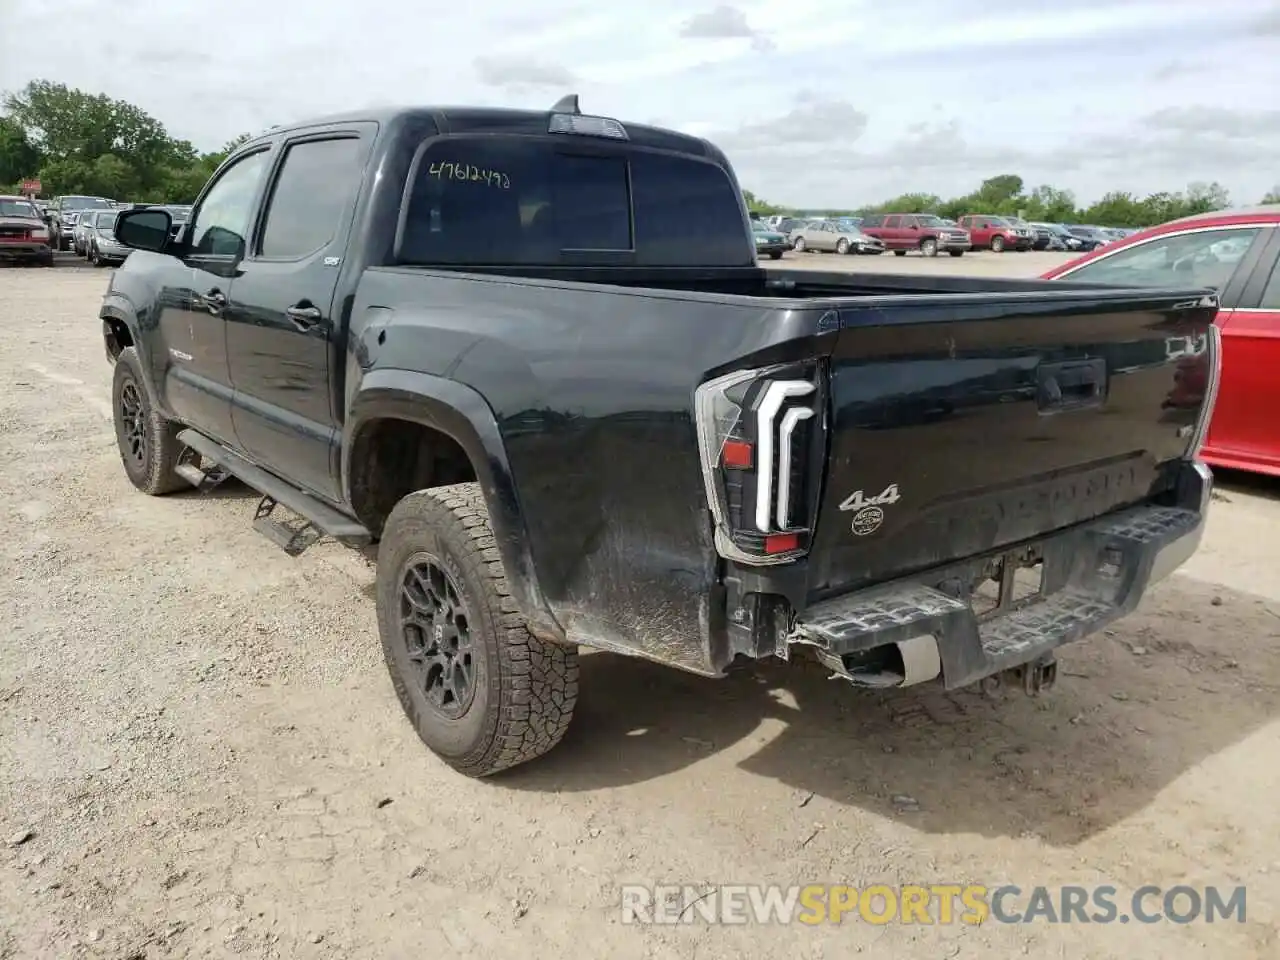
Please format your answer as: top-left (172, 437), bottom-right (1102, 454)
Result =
top-left (348, 265), bottom-right (1217, 676)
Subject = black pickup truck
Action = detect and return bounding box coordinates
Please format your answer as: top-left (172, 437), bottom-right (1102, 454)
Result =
top-left (99, 96), bottom-right (1220, 777)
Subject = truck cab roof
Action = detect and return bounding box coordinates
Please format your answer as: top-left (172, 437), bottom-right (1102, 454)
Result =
top-left (241, 102), bottom-right (722, 161)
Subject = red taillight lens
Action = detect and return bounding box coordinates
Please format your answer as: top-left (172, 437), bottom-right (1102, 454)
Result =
top-left (721, 439), bottom-right (753, 469)
top-left (764, 532), bottom-right (800, 554)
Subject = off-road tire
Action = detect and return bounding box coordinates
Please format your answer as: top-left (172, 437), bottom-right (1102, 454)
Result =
top-left (377, 484), bottom-right (579, 777)
top-left (111, 347), bottom-right (188, 495)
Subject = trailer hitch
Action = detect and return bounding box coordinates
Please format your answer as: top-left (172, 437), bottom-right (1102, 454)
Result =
top-left (979, 654), bottom-right (1058, 698)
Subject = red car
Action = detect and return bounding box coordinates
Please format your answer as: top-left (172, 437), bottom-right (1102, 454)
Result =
top-left (1042, 206), bottom-right (1280, 477)
top-left (957, 214), bottom-right (1033, 252)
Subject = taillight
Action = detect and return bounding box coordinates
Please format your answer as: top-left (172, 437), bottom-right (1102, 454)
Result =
top-left (694, 362), bottom-right (823, 565)
top-left (1184, 322), bottom-right (1222, 459)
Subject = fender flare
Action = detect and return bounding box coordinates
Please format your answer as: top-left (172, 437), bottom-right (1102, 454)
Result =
top-left (344, 368), bottom-right (561, 639)
top-left (98, 296), bottom-right (152, 369)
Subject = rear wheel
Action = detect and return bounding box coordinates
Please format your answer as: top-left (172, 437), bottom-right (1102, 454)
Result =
top-left (920, 237), bottom-right (939, 258)
top-left (949, 250), bottom-right (964, 257)
top-left (112, 347), bottom-right (189, 495)
top-left (377, 484), bottom-right (580, 777)
top-left (991, 235), bottom-right (1006, 253)
top-left (769, 251), bottom-right (783, 260)
top-left (893, 250), bottom-right (907, 257)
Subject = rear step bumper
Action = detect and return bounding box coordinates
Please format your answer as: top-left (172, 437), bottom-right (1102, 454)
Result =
top-left (791, 460), bottom-right (1212, 690)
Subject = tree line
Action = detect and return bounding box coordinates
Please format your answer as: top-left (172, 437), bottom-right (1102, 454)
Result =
top-left (0, 80), bottom-right (252, 203)
top-left (3, 78), bottom-right (1278, 223)
top-left (750, 172), bottom-right (1280, 230)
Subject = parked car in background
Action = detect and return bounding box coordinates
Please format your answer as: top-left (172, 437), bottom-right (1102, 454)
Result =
top-left (751, 220), bottom-right (790, 259)
top-left (790, 219), bottom-right (885, 255)
top-left (48, 195), bottom-right (115, 251)
top-left (1063, 225), bottom-right (1111, 251)
top-left (956, 214), bottom-right (1032, 252)
top-left (81, 209), bottom-right (132, 267)
top-left (772, 217), bottom-right (807, 239)
top-left (1043, 205), bottom-right (1280, 478)
top-left (859, 213), bottom-right (970, 256)
top-left (1032, 222), bottom-right (1084, 252)
top-left (1005, 216), bottom-right (1052, 250)
top-left (0, 194), bottom-right (55, 266)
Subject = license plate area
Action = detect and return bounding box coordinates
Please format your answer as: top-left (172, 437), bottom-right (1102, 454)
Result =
top-left (968, 547), bottom-right (1045, 621)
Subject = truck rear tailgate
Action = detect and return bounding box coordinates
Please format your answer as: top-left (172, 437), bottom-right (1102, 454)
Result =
top-left (805, 288), bottom-right (1218, 598)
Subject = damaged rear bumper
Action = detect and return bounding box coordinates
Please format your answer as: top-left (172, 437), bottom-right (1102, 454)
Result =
top-left (788, 459), bottom-right (1212, 690)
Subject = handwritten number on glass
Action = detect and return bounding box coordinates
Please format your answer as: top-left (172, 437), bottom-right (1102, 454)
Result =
top-left (428, 162), bottom-right (510, 189)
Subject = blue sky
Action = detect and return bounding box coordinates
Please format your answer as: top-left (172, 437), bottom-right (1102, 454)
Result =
top-left (2, 0), bottom-right (1278, 208)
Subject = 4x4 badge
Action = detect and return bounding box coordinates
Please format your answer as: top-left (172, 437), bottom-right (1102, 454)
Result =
top-left (839, 484), bottom-right (901, 537)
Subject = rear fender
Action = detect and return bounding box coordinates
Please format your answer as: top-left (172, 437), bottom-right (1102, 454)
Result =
top-left (343, 368), bottom-right (561, 640)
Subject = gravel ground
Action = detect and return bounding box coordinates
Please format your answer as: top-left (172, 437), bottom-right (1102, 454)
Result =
top-left (2, 259), bottom-right (1280, 959)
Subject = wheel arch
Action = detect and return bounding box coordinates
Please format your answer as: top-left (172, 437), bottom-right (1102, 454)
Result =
top-left (344, 369), bottom-right (561, 640)
top-left (100, 301), bottom-right (138, 364)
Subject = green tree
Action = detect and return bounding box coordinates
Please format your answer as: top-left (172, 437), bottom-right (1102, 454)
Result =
top-left (0, 115), bottom-right (42, 189)
top-left (1264, 185), bottom-right (1280, 204)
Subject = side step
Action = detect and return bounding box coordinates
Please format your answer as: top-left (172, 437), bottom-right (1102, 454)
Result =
top-left (176, 429), bottom-right (372, 555)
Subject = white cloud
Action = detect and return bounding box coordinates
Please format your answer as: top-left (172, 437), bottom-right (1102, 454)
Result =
top-left (2, 0), bottom-right (1278, 207)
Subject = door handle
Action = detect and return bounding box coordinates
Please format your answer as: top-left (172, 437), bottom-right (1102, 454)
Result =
top-left (286, 304), bottom-right (323, 329)
top-left (1037, 358), bottom-right (1107, 413)
top-left (200, 289), bottom-right (226, 313)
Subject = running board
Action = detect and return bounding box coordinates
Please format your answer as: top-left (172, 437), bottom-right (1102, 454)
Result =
top-left (175, 429), bottom-right (372, 554)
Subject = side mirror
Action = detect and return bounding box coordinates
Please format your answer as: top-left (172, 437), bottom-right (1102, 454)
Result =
top-left (115, 208), bottom-right (173, 253)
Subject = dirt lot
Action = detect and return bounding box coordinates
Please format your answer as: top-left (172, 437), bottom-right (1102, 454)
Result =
top-left (3, 256), bottom-right (1280, 959)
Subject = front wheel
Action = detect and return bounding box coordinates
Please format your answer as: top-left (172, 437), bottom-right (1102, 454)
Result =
top-left (835, 238), bottom-right (850, 255)
top-left (949, 250), bottom-right (964, 257)
top-left (920, 238), bottom-right (939, 258)
top-left (111, 347), bottom-right (189, 495)
top-left (377, 484), bottom-right (580, 777)
top-left (769, 251), bottom-right (783, 260)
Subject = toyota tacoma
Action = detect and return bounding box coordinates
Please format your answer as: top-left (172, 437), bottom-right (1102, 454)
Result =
top-left (98, 97), bottom-right (1221, 777)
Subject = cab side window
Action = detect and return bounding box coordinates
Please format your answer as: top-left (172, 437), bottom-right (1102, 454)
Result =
top-left (188, 149), bottom-right (271, 259)
top-left (257, 137), bottom-right (364, 259)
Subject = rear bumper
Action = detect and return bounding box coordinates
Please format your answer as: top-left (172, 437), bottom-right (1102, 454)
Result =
top-left (790, 459), bottom-right (1212, 689)
top-left (0, 241), bottom-right (53, 260)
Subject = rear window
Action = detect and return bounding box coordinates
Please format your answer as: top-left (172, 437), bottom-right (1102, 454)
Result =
top-left (398, 137), bottom-right (751, 266)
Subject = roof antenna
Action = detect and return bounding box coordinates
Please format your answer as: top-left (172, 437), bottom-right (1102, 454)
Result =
top-left (551, 94), bottom-right (580, 115)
